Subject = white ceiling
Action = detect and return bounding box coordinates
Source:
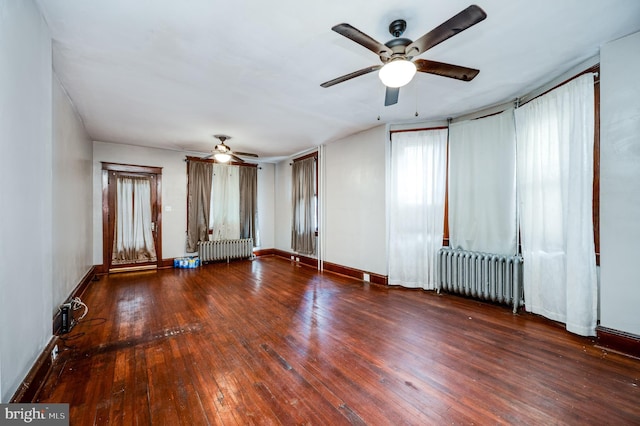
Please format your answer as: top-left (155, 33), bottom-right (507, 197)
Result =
top-left (36, 0), bottom-right (640, 161)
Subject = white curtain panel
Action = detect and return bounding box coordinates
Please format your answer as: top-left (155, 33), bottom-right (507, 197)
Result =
top-left (389, 129), bottom-right (448, 289)
top-left (515, 74), bottom-right (597, 336)
top-left (211, 164), bottom-right (240, 240)
top-left (449, 109), bottom-right (517, 255)
top-left (113, 176), bottom-right (157, 264)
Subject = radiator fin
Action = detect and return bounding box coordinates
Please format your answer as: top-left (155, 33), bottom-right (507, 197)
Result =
top-left (198, 239), bottom-right (254, 263)
top-left (437, 248), bottom-right (523, 313)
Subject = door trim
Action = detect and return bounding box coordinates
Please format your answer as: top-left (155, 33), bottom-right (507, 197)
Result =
top-left (101, 162), bottom-right (163, 272)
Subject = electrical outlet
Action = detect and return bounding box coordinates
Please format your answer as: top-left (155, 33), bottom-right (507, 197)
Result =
top-left (51, 344), bottom-right (59, 362)
top-left (363, 273), bottom-right (370, 282)
top-left (296, 257), bottom-right (300, 262)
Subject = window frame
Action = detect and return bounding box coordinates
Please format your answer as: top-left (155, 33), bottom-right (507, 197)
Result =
top-left (292, 151), bottom-right (319, 236)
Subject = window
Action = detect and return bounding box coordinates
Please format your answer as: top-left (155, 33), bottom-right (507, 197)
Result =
top-left (518, 64), bottom-right (600, 263)
top-left (388, 129), bottom-right (448, 289)
top-left (438, 66), bottom-right (600, 262)
top-left (186, 157), bottom-right (258, 252)
top-left (291, 153), bottom-right (317, 255)
top-left (209, 164), bottom-right (240, 240)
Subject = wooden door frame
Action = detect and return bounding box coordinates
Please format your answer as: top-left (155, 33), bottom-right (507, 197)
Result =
top-left (102, 162), bottom-right (163, 272)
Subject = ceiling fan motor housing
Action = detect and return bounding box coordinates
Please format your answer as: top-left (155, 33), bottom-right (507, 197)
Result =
top-left (383, 37), bottom-right (413, 61)
top-left (381, 20), bottom-right (413, 62)
top-left (215, 143), bottom-right (230, 153)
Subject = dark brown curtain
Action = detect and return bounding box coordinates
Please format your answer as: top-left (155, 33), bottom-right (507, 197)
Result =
top-left (291, 157), bottom-right (316, 254)
top-left (239, 166), bottom-right (259, 246)
top-left (186, 161), bottom-right (213, 252)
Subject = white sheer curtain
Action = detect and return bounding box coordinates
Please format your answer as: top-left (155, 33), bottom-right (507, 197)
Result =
top-left (389, 129), bottom-right (448, 289)
top-left (210, 164), bottom-right (240, 240)
top-left (515, 74), bottom-right (597, 336)
top-left (113, 176), bottom-right (157, 264)
top-left (448, 109), bottom-right (517, 255)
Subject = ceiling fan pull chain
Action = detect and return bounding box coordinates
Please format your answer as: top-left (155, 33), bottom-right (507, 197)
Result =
top-left (377, 84), bottom-right (384, 120)
top-left (415, 81), bottom-right (419, 117)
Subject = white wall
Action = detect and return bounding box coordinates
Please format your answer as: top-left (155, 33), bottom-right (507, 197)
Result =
top-left (93, 142), bottom-right (276, 262)
top-left (52, 77), bottom-right (94, 310)
top-left (274, 159), bottom-right (293, 251)
top-left (599, 31), bottom-right (640, 336)
top-left (257, 163), bottom-right (275, 249)
top-left (0, 0), bottom-right (53, 402)
top-left (323, 126), bottom-right (387, 275)
top-left (272, 127), bottom-right (387, 273)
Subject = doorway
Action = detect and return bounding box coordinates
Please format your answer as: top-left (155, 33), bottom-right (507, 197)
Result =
top-left (102, 162), bottom-right (162, 272)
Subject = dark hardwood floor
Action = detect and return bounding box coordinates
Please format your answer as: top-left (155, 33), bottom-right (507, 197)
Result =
top-left (39, 256), bottom-right (639, 425)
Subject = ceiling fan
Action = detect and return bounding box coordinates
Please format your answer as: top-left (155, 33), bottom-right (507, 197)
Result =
top-left (205, 135), bottom-right (259, 163)
top-left (320, 5), bottom-right (487, 106)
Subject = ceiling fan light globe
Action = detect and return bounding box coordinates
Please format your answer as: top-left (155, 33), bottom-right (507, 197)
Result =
top-left (214, 153), bottom-right (231, 163)
top-left (378, 59), bottom-right (416, 88)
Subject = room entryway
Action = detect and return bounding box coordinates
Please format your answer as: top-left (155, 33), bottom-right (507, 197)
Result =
top-left (102, 162), bottom-right (162, 272)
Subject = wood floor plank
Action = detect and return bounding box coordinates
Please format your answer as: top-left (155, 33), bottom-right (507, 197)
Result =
top-left (38, 257), bottom-right (640, 424)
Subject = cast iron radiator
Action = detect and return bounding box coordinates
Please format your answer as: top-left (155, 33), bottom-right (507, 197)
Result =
top-left (437, 247), bottom-right (524, 313)
top-left (198, 238), bottom-right (254, 263)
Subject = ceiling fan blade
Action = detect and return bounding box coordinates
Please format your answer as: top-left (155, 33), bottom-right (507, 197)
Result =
top-left (331, 23), bottom-right (392, 59)
top-left (234, 151), bottom-right (259, 158)
top-left (230, 154), bottom-right (245, 163)
top-left (321, 65), bottom-right (381, 88)
top-left (384, 87), bottom-right (400, 106)
top-left (405, 5), bottom-right (487, 58)
top-left (414, 59), bottom-right (480, 81)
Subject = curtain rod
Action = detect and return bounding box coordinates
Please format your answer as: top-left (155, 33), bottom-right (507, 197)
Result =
top-left (448, 55), bottom-right (599, 123)
top-left (291, 151), bottom-right (318, 164)
top-left (517, 64), bottom-right (599, 107)
top-left (389, 125), bottom-right (448, 135)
